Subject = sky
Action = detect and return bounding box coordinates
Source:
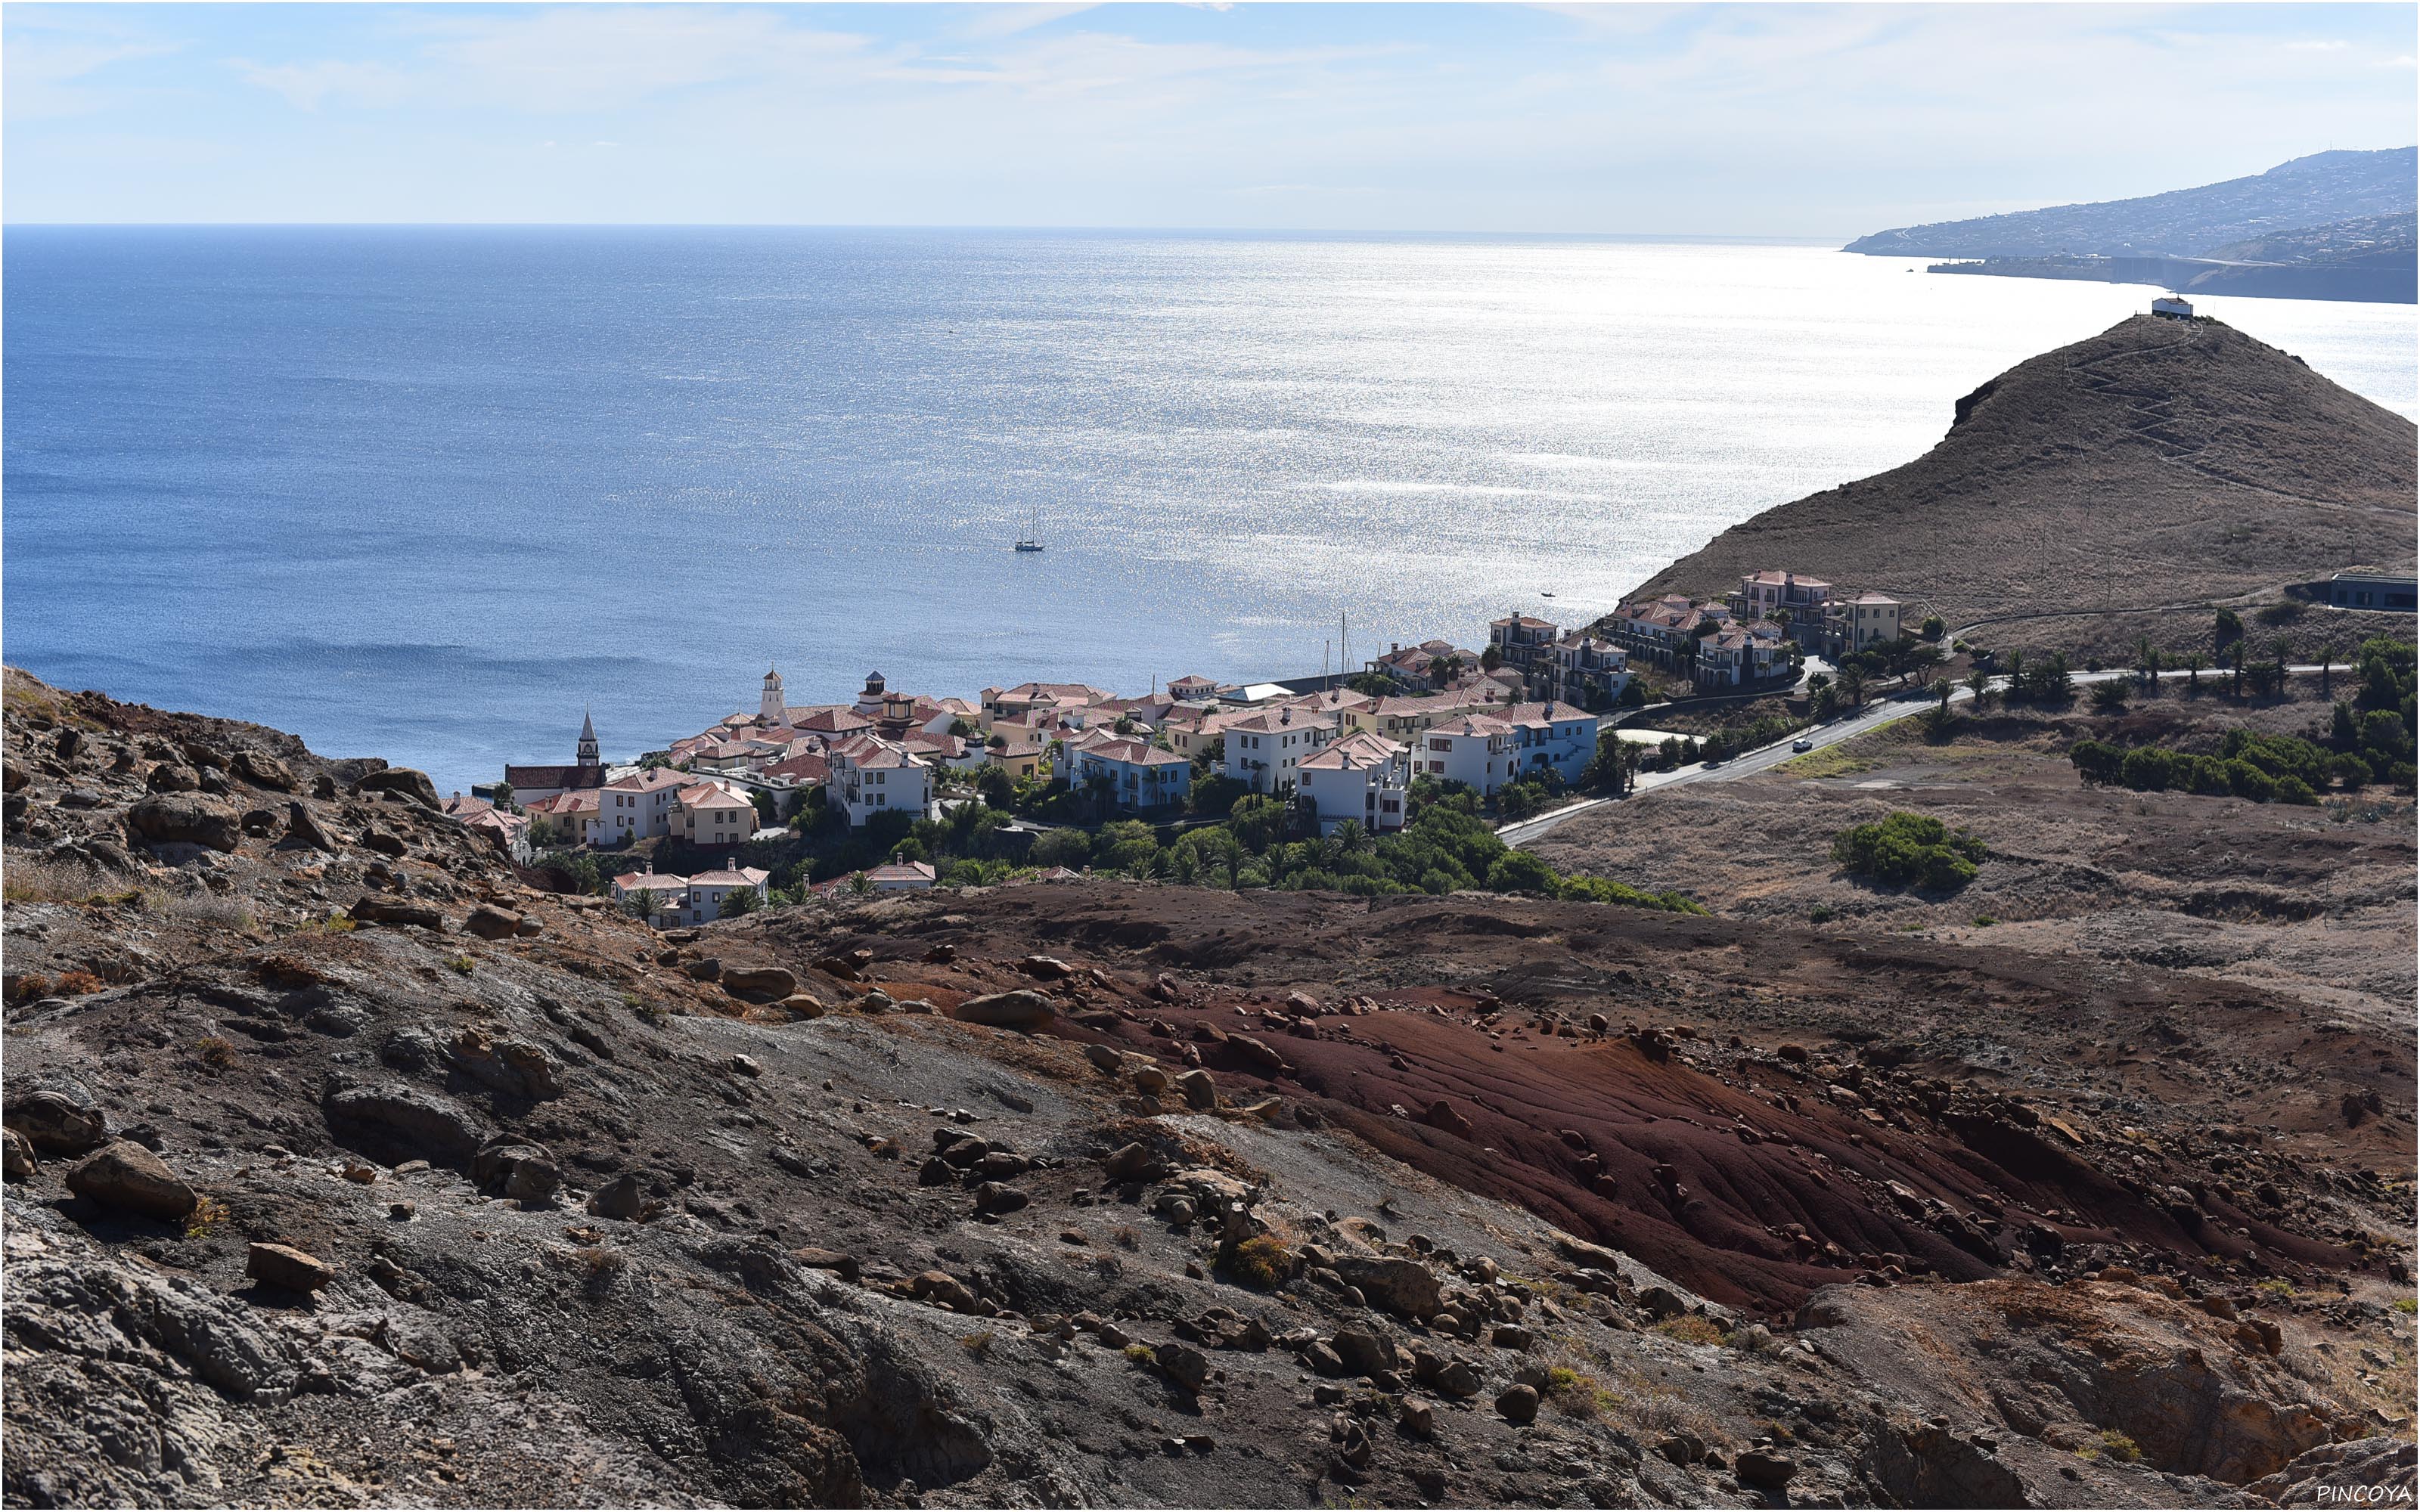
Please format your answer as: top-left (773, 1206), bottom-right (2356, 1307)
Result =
top-left (5, 3), bottom-right (2414, 235)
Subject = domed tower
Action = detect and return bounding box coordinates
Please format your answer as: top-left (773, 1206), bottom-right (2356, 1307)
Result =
top-left (760, 667), bottom-right (785, 724)
top-left (576, 708), bottom-right (600, 767)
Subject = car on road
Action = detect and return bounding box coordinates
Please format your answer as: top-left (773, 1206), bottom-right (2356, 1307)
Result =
top-left (1792, 738), bottom-right (1813, 752)
top-left (1701, 758), bottom-right (1723, 770)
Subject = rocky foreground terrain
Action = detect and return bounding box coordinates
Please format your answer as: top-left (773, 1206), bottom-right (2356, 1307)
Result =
top-left (4, 666), bottom-right (2415, 1509)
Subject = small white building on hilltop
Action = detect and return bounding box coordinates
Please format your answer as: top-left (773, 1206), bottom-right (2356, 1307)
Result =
top-left (2152, 296), bottom-right (2194, 320)
top-left (1296, 731), bottom-right (1410, 835)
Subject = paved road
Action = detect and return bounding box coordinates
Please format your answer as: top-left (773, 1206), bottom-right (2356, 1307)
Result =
top-left (1499, 663), bottom-right (2334, 848)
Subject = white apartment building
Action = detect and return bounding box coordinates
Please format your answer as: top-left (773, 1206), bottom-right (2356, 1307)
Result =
top-left (600, 768), bottom-right (687, 843)
top-left (825, 734), bottom-right (933, 826)
top-left (1418, 714), bottom-right (1518, 795)
top-left (1221, 706), bottom-right (1337, 795)
top-left (1496, 702), bottom-right (1606, 785)
top-left (1296, 732), bottom-right (1411, 836)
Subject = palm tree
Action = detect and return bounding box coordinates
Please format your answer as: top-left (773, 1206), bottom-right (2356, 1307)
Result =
top-left (2320, 642), bottom-right (2339, 698)
top-left (1931, 677), bottom-right (1954, 711)
top-left (1837, 664), bottom-right (1867, 709)
top-left (2185, 650), bottom-right (2204, 691)
top-left (1964, 668), bottom-right (1991, 709)
top-left (2228, 640), bottom-right (2247, 701)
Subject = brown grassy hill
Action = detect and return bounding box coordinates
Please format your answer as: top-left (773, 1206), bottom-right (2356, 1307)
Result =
top-left (1630, 314), bottom-right (2416, 633)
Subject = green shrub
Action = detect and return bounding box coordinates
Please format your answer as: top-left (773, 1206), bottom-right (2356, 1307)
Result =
top-left (1831, 812), bottom-right (1986, 891)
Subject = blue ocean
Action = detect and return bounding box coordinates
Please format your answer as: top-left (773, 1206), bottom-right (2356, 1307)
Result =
top-left (5, 227), bottom-right (2412, 795)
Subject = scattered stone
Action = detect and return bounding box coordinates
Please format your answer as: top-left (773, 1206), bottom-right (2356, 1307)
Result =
top-left (348, 896), bottom-right (445, 930)
top-left (231, 750), bottom-right (298, 792)
top-left (284, 801), bottom-right (340, 852)
top-left (1334, 1255), bottom-right (1442, 1319)
top-left (1158, 1341), bottom-right (1211, 1393)
top-left (1084, 1044), bottom-right (1125, 1074)
top-left (464, 904), bottom-right (523, 940)
top-left (326, 1085), bottom-right (484, 1164)
top-left (909, 1270), bottom-right (978, 1312)
top-left (1734, 1449), bottom-right (1797, 1489)
top-left (473, 1139), bottom-right (561, 1203)
top-left (1496, 1383), bottom-right (1540, 1425)
top-left (793, 1248), bottom-right (861, 1281)
top-left (721, 966), bottom-right (798, 1003)
top-left (1399, 1396), bottom-right (1438, 1439)
top-left (589, 1174), bottom-right (647, 1220)
top-left (956, 990), bottom-right (1056, 1031)
top-left (128, 793), bottom-right (242, 852)
top-left (1017, 956), bottom-right (1075, 981)
top-left (2, 1129), bottom-right (33, 1182)
top-left (355, 767), bottom-right (442, 809)
top-left (1174, 1069), bottom-right (1218, 1111)
top-left (974, 1182), bottom-right (1031, 1215)
top-left (1330, 1329), bottom-right (1398, 1377)
top-left (64, 1140), bottom-right (198, 1221)
top-left (247, 1241), bottom-right (335, 1293)
top-left (5, 1089), bottom-right (108, 1155)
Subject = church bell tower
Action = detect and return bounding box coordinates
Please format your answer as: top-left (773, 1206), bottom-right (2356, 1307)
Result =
top-left (761, 667), bottom-right (785, 724)
top-left (577, 708), bottom-right (600, 767)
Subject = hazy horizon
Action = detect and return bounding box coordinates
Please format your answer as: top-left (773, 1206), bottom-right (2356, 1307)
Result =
top-left (7, 4), bottom-right (2414, 235)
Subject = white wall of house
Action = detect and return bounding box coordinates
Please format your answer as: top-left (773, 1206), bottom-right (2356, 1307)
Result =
top-left (1298, 751), bottom-right (1410, 835)
top-left (1505, 708), bottom-right (1602, 784)
top-left (1419, 721), bottom-right (1514, 795)
top-left (1222, 714), bottom-right (1334, 794)
top-left (826, 745), bottom-right (933, 827)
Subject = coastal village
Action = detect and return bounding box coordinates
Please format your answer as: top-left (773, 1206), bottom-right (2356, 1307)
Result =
top-left (451, 571), bottom-right (1908, 925)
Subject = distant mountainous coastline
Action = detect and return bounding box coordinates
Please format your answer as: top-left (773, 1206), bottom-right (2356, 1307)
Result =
top-left (1848, 149), bottom-right (2418, 303)
top-left (1625, 313), bottom-right (2418, 632)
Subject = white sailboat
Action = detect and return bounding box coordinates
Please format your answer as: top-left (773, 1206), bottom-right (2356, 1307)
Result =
top-left (1014, 502), bottom-right (1044, 553)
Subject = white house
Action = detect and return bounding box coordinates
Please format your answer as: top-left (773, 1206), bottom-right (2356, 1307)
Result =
top-left (1418, 713), bottom-right (1517, 795)
top-left (2151, 296), bottom-right (2194, 320)
top-left (1068, 736), bottom-right (1193, 812)
top-left (1296, 732), bottom-right (1411, 835)
top-left (1495, 702), bottom-right (1605, 784)
top-left (1221, 706), bottom-right (1337, 795)
top-left (675, 867), bottom-right (771, 925)
top-left (599, 767), bottom-right (687, 844)
top-left (825, 734), bottom-right (933, 826)
top-left (676, 782), bottom-right (759, 847)
top-left (1547, 634), bottom-right (1632, 707)
top-left (610, 868), bottom-right (689, 922)
top-left (1693, 621), bottom-right (1794, 689)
